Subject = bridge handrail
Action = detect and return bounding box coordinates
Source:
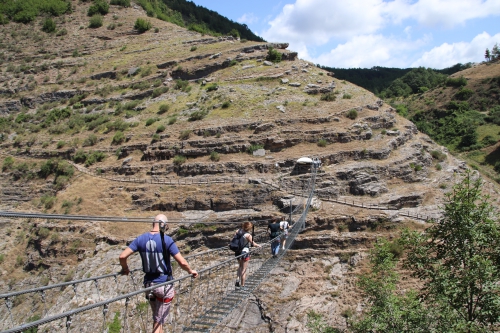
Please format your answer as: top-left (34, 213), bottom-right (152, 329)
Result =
top-left (0, 236), bottom-right (277, 333)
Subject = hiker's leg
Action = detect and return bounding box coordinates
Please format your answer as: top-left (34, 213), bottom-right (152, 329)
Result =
top-left (240, 260), bottom-right (249, 286)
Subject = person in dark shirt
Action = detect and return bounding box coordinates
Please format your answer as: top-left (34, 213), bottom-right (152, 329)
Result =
top-left (119, 214), bottom-right (198, 333)
top-left (267, 218), bottom-right (281, 258)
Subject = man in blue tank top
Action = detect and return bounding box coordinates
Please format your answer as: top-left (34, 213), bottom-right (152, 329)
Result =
top-left (119, 214), bottom-right (198, 333)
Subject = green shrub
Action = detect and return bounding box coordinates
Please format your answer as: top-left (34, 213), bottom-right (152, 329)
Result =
top-left (89, 14), bottom-right (103, 28)
top-left (454, 87), bottom-right (474, 101)
top-left (346, 109), bottom-right (358, 120)
top-left (151, 133), bottom-right (160, 142)
top-left (317, 139), bottom-right (327, 147)
top-left (56, 28), bottom-right (67, 36)
top-left (228, 28), bottom-right (240, 38)
top-left (84, 151), bottom-right (106, 167)
top-left (38, 227), bottom-right (50, 239)
top-left (168, 116), bottom-right (177, 125)
top-left (112, 131), bottom-right (125, 144)
top-left (343, 93), bottom-right (352, 99)
top-left (2, 157), bottom-right (14, 172)
top-left (174, 79), bottom-right (190, 92)
top-left (173, 155), bottom-right (186, 165)
top-left (15, 255), bottom-right (24, 267)
top-left (436, 163), bottom-right (443, 171)
top-left (140, 66), bottom-right (152, 77)
top-left (430, 150), bottom-right (446, 161)
top-left (40, 194), bottom-right (56, 209)
top-left (266, 47), bottom-right (282, 63)
top-left (134, 18), bottom-right (152, 33)
top-left (210, 151), bottom-right (220, 162)
top-left (179, 130), bottom-right (191, 140)
top-left (156, 124), bottom-right (165, 133)
top-left (481, 135), bottom-right (497, 147)
top-left (247, 144), bottom-right (264, 154)
top-left (88, 0), bottom-right (109, 16)
top-left (152, 86), bottom-right (168, 98)
top-left (205, 83), bottom-right (218, 92)
top-left (42, 18), bottom-right (56, 33)
top-left (108, 312), bottom-right (122, 333)
top-left (0, 14), bottom-right (8, 25)
top-left (0, 254), bottom-right (4, 264)
top-left (56, 141), bottom-right (65, 149)
top-left (189, 110), bottom-right (208, 121)
top-left (72, 150), bottom-right (87, 164)
top-left (158, 104), bottom-right (169, 114)
top-left (190, 46), bottom-right (197, 52)
top-left (145, 118), bottom-right (157, 126)
top-left (446, 76), bottom-right (467, 87)
top-left (82, 134), bottom-right (98, 147)
top-left (320, 92), bottom-right (336, 101)
top-left (221, 101), bottom-right (231, 109)
top-left (63, 270), bottom-right (74, 282)
top-left (395, 104), bottom-right (408, 117)
top-left (110, 0), bottom-right (130, 6)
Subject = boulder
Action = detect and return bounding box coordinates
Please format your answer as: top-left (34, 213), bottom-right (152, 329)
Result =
top-left (128, 67), bottom-right (140, 76)
top-left (263, 61), bottom-right (273, 66)
top-left (253, 123), bottom-right (275, 134)
top-left (281, 78), bottom-right (289, 84)
top-left (253, 149), bottom-right (266, 157)
top-left (289, 82), bottom-right (301, 87)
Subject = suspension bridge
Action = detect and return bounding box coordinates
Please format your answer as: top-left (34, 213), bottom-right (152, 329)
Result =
top-left (0, 161), bottom-right (320, 333)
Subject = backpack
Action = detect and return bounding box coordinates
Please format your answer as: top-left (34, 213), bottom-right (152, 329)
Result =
top-left (229, 229), bottom-right (248, 253)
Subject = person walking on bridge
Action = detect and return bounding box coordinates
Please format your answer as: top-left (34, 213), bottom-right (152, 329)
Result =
top-left (280, 216), bottom-right (290, 250)
top-left (234, 221), bottom-right (261, 289)
top-left (267, 218), bottom-right (281, 258)
top-left (119, 214), bottom-right (198, 333)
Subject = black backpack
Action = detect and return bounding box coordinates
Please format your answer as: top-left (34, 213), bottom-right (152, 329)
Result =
top-left (229, 229), bottom-right (248, 253)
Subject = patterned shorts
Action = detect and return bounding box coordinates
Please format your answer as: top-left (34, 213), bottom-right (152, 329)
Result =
top-left (145, 283), bottom-right (175, 324)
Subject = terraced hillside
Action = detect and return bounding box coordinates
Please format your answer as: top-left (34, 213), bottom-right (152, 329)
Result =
top-left (1, 2), bottom-right (500, 332)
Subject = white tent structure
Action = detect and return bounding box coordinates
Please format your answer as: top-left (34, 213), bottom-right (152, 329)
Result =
top-left (296, 157), bottom-right (313, 164)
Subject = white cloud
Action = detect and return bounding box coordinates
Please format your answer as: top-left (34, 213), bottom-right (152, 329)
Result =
top-left (308, 34), bottom-right (428, 68)
top-left (412, 32), bottom-right (500, 68)
top-left (262, 0), bottom-right (500, 46)
top-left (238, 13), bottom-right (259, 25)
top-left (400, 0), bottom-right (500, 28)
top-left (262, 0), bottom-right (386, 45)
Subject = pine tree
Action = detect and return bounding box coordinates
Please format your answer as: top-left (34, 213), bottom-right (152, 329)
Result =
top-left (484, 48), bottom-right (491, 61)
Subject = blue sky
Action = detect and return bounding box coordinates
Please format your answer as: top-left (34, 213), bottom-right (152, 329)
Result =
top-left (189, 0), bottom-right (500, 69)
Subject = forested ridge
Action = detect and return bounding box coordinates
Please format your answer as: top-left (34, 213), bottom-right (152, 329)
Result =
top-left (319, 63), bottom-right (471, 96)
top-left (0, 0), bottom-right (265, 41)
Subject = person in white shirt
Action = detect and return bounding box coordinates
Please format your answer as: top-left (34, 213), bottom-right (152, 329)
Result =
top-left (279, 217), bottom-right (290, 250)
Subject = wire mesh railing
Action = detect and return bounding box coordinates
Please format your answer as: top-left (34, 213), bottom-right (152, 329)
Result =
top-left (1, 161), bottom-right (319, 333)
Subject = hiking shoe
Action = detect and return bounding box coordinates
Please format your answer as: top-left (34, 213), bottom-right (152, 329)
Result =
top-left (235, 281), bottom-right (240, 287)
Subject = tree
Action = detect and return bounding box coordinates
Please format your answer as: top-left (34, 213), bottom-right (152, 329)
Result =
top-left (485, 48), bottom-right (491, 62)
top-left (492, 43), bottom-right (500, 61)
top-left (401, 170), bottom-right (500, 333)
top-left (350, 239), bottom-right (434, 333)
top-left (134, 18), bottom-right (152, 33)
top-left (266, 47), bottom-right (282, 63)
